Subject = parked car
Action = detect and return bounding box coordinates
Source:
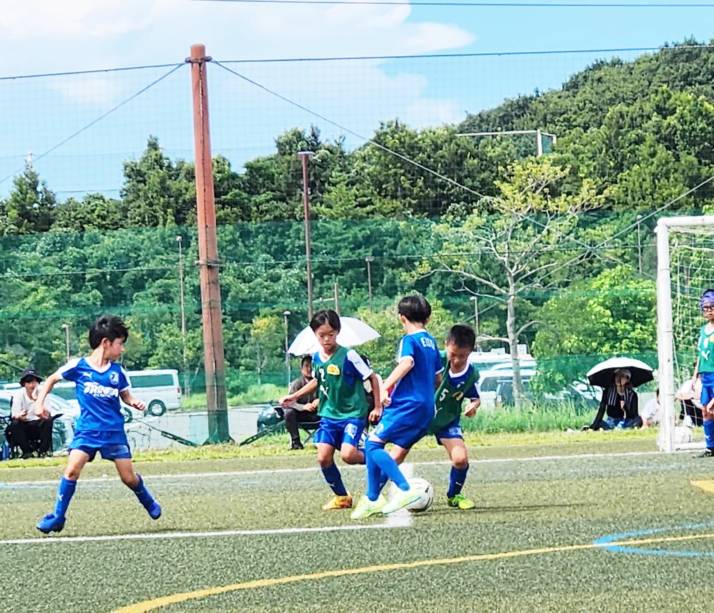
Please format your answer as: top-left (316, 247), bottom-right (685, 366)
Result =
top-left (54, 368), bottom-right (181, 422)
top-left (478, 368), bottom-right (536, 409)
top-left (494, 379), bottom-right (596, 412)
top-left (0, 390), bottom-right (74, 453)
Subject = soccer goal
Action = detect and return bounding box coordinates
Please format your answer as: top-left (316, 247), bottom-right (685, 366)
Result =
top-left (657, 215), bottom-right (714, 452)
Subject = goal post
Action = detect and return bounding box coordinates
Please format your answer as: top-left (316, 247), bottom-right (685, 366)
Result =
top-left (656, 215), bottom-right (714, 452)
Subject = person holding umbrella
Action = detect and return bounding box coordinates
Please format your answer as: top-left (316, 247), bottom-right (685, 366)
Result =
top-left (586, 358), bottom-right (653, 430)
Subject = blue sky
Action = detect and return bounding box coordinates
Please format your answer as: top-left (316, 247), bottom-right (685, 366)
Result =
top-left (0, 1), bottom-right (713, 197)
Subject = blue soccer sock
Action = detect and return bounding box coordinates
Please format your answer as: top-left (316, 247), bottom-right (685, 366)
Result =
top-left (705, 420), bottom-right (714, 449)
top-left (447, 464), bottom-right (470, 499)
top-left (321, 463), bottom-right (348, 497)
top-left (366, 444), bottom-right (384, 502)
top-left (366, 439), bottom-right (409, 494)
top-left (53, 477), bottom-right (77, 518)
top-left (131, 475), bottom-right (158, 510)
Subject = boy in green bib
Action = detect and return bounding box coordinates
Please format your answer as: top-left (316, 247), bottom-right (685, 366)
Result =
top-left (693, 289), bottom-right (714, 457)
top-left (429, 324), bottom-right (480, 510)
top-left (281, 310), bottom-right (381, 510)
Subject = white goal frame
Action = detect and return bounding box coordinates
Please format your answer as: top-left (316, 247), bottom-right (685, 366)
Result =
top-left (656, 215), bottom-right (714, 452)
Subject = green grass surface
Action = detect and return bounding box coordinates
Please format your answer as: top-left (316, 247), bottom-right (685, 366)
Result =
top-left (2, 434), bottom-right (714, 612)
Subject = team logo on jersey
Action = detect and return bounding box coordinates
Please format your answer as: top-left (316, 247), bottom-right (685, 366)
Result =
top-left (327, 364), bottom-right (341, 376)
top-left (109, 372), bottom-right (119, 385)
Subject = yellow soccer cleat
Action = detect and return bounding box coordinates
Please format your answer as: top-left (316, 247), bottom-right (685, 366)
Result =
top-left (350, 494), bottom-right (387, 519)
top-left (322, 494), bottom-right (353, 510)
top-left (447, 493), bottom-right (476, 510)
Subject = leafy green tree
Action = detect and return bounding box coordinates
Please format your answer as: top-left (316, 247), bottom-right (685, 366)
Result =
top-left (0, 163), bottom-right (56, 234)
top-left (531, 266), bottom-right (656, 389)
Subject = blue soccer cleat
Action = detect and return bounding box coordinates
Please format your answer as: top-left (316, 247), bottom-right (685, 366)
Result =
top-left (145, 501), bottom-right (162, 520)
top-left (36, 513), bottom-right (66, 534)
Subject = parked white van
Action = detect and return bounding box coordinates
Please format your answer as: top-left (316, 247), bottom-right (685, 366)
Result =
top-left (54, 369), bottom-right (181, 421)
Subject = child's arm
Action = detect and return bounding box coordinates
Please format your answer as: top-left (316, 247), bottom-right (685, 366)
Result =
top-left (381, 357), bottom-right (414, 406)
top-left (120, 389), bottom-right (146, 412)
top-left (279, 378), bottom-right (318, 407)
top-left (35, 372), bottom-right (62, 419)
top-left (464, 398), bottom-right (481, 418)
top-left (367, 372), bottom-right (382, 423)
top-left (692, 357), bottom-right (700, 390)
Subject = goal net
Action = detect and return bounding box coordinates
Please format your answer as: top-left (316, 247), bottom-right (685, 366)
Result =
top-left (657, 215), bottom-right (714, 452)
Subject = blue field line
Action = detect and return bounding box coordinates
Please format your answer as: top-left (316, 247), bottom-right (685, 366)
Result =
top-left (594, 523), bottom-right (714, 559)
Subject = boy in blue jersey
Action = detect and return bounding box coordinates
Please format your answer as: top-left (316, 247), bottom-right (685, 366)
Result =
top-left (280, 310), bottom-right (381, 510)
top-left (351, 295), bottom-right (443, 519)
top-left (429, 324), bottom-right (480, 510)
top-left (694, 289), bottom-right (714, 457)
top-left (35, 315), bottom-right (161, 534)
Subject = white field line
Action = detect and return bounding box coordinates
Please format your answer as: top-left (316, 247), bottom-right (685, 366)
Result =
top-left (0, 514), bottom-right (413, 546)
top-left (0, 450), bottom-right (665, 488)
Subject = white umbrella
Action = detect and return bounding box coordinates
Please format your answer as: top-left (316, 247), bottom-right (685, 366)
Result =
top-left (288, 316), bottom-right (380, 356)
top-left (586, 357), bottom-right (654, 388)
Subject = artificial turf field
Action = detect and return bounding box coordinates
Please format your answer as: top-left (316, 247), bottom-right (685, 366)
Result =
top-left (2, 433), bottom-right (714, 612)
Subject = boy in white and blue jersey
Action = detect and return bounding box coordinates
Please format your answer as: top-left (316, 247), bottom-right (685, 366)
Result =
top-left (35, 315), bottom-right (161, 534)
top-left (352, 295), bottom-right (443, 519)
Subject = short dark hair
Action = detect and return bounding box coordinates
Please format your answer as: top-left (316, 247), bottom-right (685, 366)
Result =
top-left (398, 294), bottom-right (431, 324)
top-left (310, 309), bottom-right (341, 332)
top-left (89, 315), bottom-right (129, 349)
top-left (446, 324), bottom-right (476, 350)
top-left (300, 355), bottom-right (312, 368)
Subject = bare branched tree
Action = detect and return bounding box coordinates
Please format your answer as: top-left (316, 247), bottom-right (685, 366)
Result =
top-left (424, 158), bottom-right (600, 409)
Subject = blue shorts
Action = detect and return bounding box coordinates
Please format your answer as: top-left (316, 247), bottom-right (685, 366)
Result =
top-left (313, 417), bottom-right (365, 450)
top-left (701, 373), bottom-right (714, 407)
top-left (372, 411), bottom-right (430, 449)
top-left (433, 420), bottom-right (464, 445)
top-left (69, 430), bottom-right (132, 462)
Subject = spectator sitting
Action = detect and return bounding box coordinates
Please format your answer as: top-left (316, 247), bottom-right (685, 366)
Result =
top-left (282, 356), bottom-right (320, 450)
top-left (7, 368), bottom-right (54, 458)
top-left (675, 375), bottom-right (704, 427)
top-left (640, 388), bottom-right (660, 428)
top-left (589, 368), bottom-right (642, 430)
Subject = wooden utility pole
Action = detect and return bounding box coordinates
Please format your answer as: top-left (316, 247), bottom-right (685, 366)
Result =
top-left (298, 151), bottom-right (314, 320)
top-left (188, 44), bottom-right (230, 443)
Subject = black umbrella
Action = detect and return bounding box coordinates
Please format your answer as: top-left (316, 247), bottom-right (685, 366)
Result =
top-left (586, 357), bottom-right (654, 388)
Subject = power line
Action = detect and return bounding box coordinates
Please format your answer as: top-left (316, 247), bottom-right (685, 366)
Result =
top-left (199, 0), bottom-right (714, 7)
top-left (213, 60), bottom-right (487, 199)
top-left (0, 63), bottom-right (184, 187)
top-left (0, 63), bottom-right (184, 82)
top-left (218, 45), bottom-right (714, 64)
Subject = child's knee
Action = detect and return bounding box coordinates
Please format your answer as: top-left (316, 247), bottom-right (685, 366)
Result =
top-left (317, 452), bottom-right (333, 468)
top-left (64, 466), bottom-right (82, 480)
top-left (451, 447), bottom-right (469, 469)
top-left (365, 438), bottom-right (385, 455)
top-left (120, 472), bottom-right (139, 488)
top-left (340, 447), bottom-right (363, 464)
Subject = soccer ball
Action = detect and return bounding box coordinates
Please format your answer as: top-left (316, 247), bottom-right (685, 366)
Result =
top-left (405, 477), bottom-right (434, 513)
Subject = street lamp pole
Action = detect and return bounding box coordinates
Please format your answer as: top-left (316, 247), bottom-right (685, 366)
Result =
top-left (61, 324), bottom-right (70, 362)
top-left (636, 214), bottom-right (643, 274)
top-left (283, 310), bottom-right (291, 387)
top-left (298, 151), bottom-right (315, 320)
top-left (365, 256), bottom-right (374, 312)
top-left (470, 296), bottom-right (481, 352)
top-left (177, 235), bottom-right (189, 395)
